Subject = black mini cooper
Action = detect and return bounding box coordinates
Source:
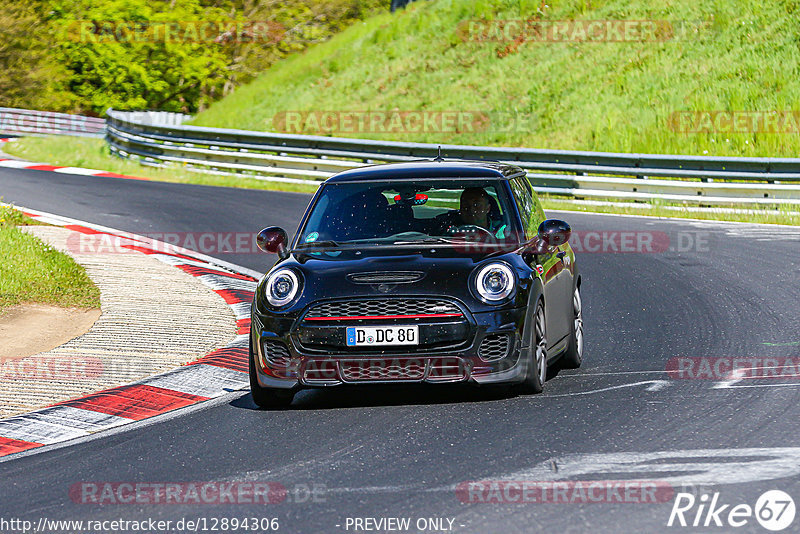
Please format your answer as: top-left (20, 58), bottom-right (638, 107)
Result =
top-left (250, 160), bottom-right (583, 407)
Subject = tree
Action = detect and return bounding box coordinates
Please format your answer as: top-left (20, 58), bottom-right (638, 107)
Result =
top-left (1, 0), bottom-right (387, 114)
top-left (47, 0), bottom-right (231, 113)
top-left (0, 2), bottom-right (72, 110)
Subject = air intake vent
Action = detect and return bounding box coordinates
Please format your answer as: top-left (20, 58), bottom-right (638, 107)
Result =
top-left (478, 334), bottom-right (511, 362)
top-left (347, 271), bottom-right (425, 284)
top-left (263, 340), bottom-right (291, 368)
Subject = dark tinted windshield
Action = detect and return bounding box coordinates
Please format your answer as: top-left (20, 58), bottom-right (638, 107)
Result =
top-left (295, 179), bottom-right (521, 248)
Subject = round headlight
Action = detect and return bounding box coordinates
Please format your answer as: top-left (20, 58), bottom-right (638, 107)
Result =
top-left (475, 262), bottom-right (515, 302)
top-left (265, 268), bottom-right (300, 307)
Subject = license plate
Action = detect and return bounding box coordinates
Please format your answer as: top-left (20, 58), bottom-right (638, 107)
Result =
top-left (346, 326), bottom-right (419, 346)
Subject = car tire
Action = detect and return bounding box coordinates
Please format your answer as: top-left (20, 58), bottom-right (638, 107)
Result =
top-left (560, 285), bottom-right (584, 369)
top-left (249, 337), bottom-right (295, 409)
top-left (515, 300), bottom-right (547, 394)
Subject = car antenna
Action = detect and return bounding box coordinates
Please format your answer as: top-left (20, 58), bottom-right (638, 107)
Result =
top-left (434, 145), bottom-right (444, 162)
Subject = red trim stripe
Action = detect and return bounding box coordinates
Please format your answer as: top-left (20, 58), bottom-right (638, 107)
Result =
top-left (26, 164), bottom-right (62, 171)
top-left (214, 288), bottom-right (255, 306)
top-left (118, 244), bottom-right (199, 263)
top-left (304, 313), bottom-right (462, 321)
top-left (0, 436), bottom-right (43, 455)
top-left (175, 264), bottom-right (257, 282)
top-left (93, 171), bottom-right (150, 181)
top-left (63, 224), bottom-right (104, 235)
top-left (189, 347), bottom-right (249, 373)
top-left (237, 318), bottom-right (251, 335)
top-left (62, 384), bottom-right (208, 421)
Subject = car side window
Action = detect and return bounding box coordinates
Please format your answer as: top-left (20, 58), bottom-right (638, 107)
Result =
top-left (529, 183), bottom-right (547, 236)
top-left (509, 176), bottom-right (544, 239)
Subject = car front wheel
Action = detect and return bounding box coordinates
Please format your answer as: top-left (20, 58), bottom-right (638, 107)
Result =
top-left (560, 286), bottom-right (584, 369)
top-left (516, 300), bottom-right (547, 394)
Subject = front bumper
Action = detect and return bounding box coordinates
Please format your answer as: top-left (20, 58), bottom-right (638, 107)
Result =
top-left (251, 300), bottom-right (529, 389)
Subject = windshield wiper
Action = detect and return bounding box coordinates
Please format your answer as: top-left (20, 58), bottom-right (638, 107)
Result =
top-left (391, 236), bottom-right (464, 245)
top-left (295, 240), bottom-right (340, 249)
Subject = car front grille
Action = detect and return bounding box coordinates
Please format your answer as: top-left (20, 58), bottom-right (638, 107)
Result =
top-left (478, 333), bottom-right (512, 362)
top-left (340, 359), bottom-right (426, 381)
top-left (304, 299), bottom-right (462, 321)
top-left (301, 357), bottom-right (467, 384)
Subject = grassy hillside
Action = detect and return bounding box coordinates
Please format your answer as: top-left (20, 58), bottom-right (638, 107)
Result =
top-left (190, 0), bottom-right (800, 157)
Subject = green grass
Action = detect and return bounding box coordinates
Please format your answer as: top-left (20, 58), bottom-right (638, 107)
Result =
top-left (3, 137), bottom-right (320, 194)
top-left (0, 206), bottom-right (101, 313)
top-left (190, 0), bottom-right (800, 158)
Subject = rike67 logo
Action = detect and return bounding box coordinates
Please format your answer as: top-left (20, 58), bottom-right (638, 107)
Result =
top-left (668, 490), bottom-right (796, 531)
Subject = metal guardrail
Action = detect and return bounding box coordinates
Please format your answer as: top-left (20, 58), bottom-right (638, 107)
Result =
top-left (0, 107), bottom-right (106, 138)
top-left (105, 108), bottom-right (800, 205)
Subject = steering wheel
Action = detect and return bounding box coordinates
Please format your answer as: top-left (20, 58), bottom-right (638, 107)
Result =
top-left (446, 225), bottom-right (494, 239)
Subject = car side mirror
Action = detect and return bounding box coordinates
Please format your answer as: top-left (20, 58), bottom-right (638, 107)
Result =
top-left (524, 219), bottom-right (572, 257)
top-left (537, 219), bottom-right (572, 247)
top-left (257, 226), bottom-right (289, 259)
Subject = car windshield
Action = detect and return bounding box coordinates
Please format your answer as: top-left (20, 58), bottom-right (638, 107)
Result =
top-left (295, 179), bottom-right (521, 249)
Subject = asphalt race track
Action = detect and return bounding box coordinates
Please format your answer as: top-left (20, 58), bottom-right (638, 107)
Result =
top-left (2, 167), bottom-right (800, 533)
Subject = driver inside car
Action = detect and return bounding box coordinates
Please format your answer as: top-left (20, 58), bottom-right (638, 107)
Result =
top-left (438, 187), bottom-right (508, 238)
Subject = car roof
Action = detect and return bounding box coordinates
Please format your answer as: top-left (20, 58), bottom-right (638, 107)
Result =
top-left (324, 159), bottom-right (526, 183)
